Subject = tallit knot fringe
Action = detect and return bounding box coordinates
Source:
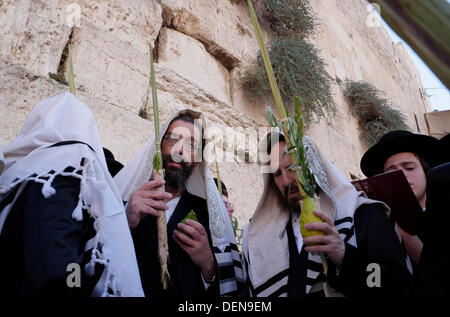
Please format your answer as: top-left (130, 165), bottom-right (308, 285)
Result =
top-left (0, 156), bottom-right (120, 297)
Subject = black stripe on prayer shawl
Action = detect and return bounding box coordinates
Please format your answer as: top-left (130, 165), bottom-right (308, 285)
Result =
top-left (342, 225), bottom-right (355, 243)
top-left (306, 272), bottom-right (325, 287)
top-left (213, 244), bottom-right (240, 254)
top-left (334, 217), bottom-right (353, 226)
top-left (253, 268), bottom-right (290, 295)
top-left (338, 227), bottom-right (353, 237)
top-left (213, 242), bottom-right (244, 296)
top-left (230, 243), bottom-right (240, 252)
top-left (48, 140), bottom-right (95, 152)
top-left (218, 263), bottom-right (237, 280)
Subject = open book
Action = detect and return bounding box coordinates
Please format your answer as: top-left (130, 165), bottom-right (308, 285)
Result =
top-left (351, 170), bottom-right (424, 236)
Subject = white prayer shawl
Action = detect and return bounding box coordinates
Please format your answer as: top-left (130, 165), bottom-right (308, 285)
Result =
top-left (114, 109), bottom-right (244, 296)
top-left (0, 92), bottom-right (144, 297)
top-left (242, 132), bottom-right (389, 297)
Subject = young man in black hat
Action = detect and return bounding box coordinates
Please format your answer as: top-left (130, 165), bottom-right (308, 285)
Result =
top-left (360, 130), bottom-right (442, 265)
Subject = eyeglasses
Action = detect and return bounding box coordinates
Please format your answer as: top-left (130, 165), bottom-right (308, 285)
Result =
top-left (162, 133), bottom-right (200, 151)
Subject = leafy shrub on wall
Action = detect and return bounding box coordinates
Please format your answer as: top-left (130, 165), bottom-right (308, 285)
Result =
top-left (344, 80), bottom-right (409, 147)
top-left (241, 37), bottom-right (336, 122)
top-left (263, 0), bottom-right (316, 37)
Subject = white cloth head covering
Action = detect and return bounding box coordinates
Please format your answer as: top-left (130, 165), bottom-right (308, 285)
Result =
top-left (114, 109), bottom-right (244, 296)
top-left (0, 92), bottom-right (144, 297)
top-left (242, 131), bottom-right (389, 297)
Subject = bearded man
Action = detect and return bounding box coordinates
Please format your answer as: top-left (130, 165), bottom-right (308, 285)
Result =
top-left (242, 132), bottom-right (413, 297)
top-left (114, 110), bottom-right (242, 297)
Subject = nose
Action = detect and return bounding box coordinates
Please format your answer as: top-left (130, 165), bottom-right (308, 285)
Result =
top-left (280, 171), bottom-right (291, 187)
top-left (171, 141), bottom-right (183, 156)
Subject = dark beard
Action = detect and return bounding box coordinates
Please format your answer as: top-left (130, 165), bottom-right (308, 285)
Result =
top-left (163, 153), bottom-right (195, 191)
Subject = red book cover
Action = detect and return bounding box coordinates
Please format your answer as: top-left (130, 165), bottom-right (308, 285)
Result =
top-left (351, 170), bottom-right (424, 235)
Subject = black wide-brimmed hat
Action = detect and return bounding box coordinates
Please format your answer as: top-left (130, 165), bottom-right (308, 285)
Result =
top-left (360, 130), bottom-right (442, 177)
top-left (103, 147), bottom-right (124, 177)
top-left (441, 134), bottom-right (450, 162)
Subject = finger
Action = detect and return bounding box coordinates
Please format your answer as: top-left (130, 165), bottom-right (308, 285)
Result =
top-left (303, 235), bottom-right (331, 246)
top-left (313, 210), bottom-right (333, 227)
top-left (304, 222), bottom-right (333, 235)
top-left (173, 229), bottom-right (195, 247)
top-left (140, 179), bottom-right (166, 191)
top-left (139, 190), bottom-right (173, 201)
top-left (144, 198), bottom-right (169, 211)
top-left (177, 223), bottom-right (202, 241)
top-left (139, 205), bottom-right (161, 217)
top-left (185, 220), bottom-right (207, 236)
top-left (173, 233), bottom-right (192, 252)
top-left (305, 245), bottom-right (333, 254)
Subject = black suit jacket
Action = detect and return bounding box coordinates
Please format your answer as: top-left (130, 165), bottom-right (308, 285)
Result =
top-left (132, 190), bottom-right (219, 297)
top-left (326, 203), bottom-right (413, 296)
top-left (0, 172), bottom-right (102, 297)
top-left (416, 163), bottom-right (450, 295)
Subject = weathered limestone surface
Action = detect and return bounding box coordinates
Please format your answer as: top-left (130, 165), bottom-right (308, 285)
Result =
top-left (0, 0), bottom-right (71, 77)
top-left (69, 0), bottom-right (163, 54)
top-left (158, 27), bottom-right (232, 105)
top-left (0, 0), bottom-right (433, 225)
top-left (159, 0), bottom-right (264, 69)
top-left (0, 59), bottom-right (152, 164)
top-left (63, 19), bottom-right (150, 115)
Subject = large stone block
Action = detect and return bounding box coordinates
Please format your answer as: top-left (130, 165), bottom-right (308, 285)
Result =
top-left (149, 63), bottom-right (258, 130)
top-left (63, 19), bottom-right (150, 115)
top-left (0, 59), bottom-right (152, 165)
top-left (0, 0), bottom-right (71, 77)
top-left (159, 0), bottom-right (269, 69)
top-left (70, 0), bottom-right (163, 54)
top-left (157, 28), bottom-right (231, 105)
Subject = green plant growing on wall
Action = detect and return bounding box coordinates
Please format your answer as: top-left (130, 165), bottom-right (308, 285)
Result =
top-left (263, 0), bottom-right (316, 37)
top-left (138, 106), bottom-right (148, 119)
top-left (241, 36), bottom-right (336, 123)
top-left (344, 80), bottom-right (409, 147)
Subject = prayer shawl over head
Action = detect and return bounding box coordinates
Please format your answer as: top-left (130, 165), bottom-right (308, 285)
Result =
top-left (242, 131), bottom-right (388, 297)
top-left (114, 109), bottom-right (244, 296)
top-left (0, 93), bottom-right (144, 297)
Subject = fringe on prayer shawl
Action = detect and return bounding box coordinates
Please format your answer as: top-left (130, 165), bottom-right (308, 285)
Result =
top-left (0, 156), bottom-right (120, 297)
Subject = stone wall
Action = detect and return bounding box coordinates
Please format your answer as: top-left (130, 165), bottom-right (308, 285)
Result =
top-left (0, 0), bottom-right (432, 226)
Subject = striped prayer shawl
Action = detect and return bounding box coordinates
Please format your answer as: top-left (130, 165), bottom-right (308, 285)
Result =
top-left (242, 133), bottom-right (378, 297)
top-left (242, 215), bottom-right (355, 297)
top-left (214, 243), bottom-right (244, 296)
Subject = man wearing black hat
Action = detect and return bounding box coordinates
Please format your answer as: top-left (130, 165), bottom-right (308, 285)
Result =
top-left (360, 130), bottom-right (442, 265)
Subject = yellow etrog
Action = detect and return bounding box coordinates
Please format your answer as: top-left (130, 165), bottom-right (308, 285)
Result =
top-left (300, 196), bottom-right (324, 239)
